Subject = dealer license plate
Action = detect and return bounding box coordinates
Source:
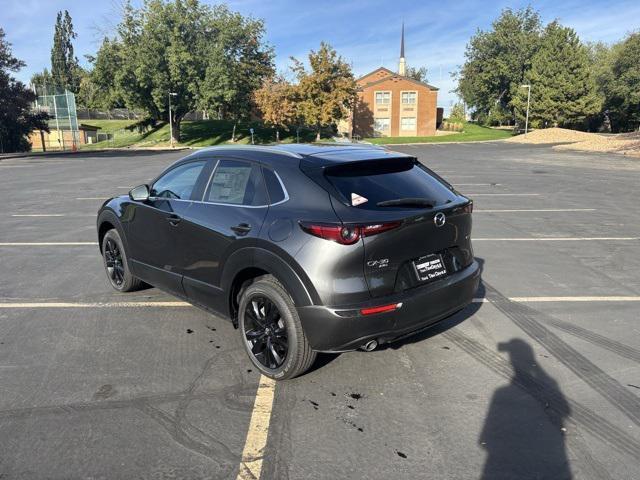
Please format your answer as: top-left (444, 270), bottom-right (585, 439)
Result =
top-left (414, 254), bottom-right (447, 283)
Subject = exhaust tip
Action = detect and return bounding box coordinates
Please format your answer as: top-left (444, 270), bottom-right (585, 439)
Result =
top-left (361, 340), bottom-right (378, 352)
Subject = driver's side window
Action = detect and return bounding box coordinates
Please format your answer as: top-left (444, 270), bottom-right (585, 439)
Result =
top-left (150, 160), bottom-right (206, 200)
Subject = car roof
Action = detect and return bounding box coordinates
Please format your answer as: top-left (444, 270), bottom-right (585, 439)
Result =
top-left (192, 143), bottom-right (413, 167)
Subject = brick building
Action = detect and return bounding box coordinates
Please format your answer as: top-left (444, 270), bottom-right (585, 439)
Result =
top-left (350, 25), bottom-right (439, 138)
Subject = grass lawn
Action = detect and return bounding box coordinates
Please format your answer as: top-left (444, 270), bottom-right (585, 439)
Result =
top-left (365, 123), bottom-right (513, 144)
top-left (79, 119), bottom-right (318, 150)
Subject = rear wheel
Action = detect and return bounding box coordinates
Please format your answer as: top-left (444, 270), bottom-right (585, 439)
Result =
top-left (239, 275), bottom-right (316, 380)
top-left (101, 229), bottom-right (143, 292)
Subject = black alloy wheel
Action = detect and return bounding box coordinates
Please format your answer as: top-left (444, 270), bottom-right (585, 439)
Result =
top-left (243, 296), bottom-right (288, 369)
top-left (104, 238), bottom-right (125, 287)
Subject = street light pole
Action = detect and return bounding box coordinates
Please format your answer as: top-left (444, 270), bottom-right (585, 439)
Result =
top-left (521, 84), bottom-right (531, 135)
top-left (168, 92), bottom-right (177, 148)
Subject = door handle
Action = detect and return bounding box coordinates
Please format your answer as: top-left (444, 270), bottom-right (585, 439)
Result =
top-left (231, 223), bottom-right (252, 236)
top-left (167, 214), bottom-right (182, 226)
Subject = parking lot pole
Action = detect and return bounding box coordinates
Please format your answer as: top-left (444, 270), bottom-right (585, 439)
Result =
top-left (168, 92), bottom-right (177, 148)
top-left (521, 84), bottom-right (531, 135)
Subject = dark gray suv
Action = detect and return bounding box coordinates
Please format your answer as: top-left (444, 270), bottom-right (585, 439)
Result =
top-left (97, 144), bottom-right (480, 379)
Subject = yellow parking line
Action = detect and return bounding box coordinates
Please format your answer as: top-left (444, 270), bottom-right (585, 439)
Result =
top-left (237, 375), bottom-right (276, 480)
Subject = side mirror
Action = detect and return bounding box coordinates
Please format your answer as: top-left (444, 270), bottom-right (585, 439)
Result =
top-left (129, 184), bottom-right (150, 202)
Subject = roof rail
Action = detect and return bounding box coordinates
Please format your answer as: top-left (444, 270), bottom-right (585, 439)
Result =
top-left (197, 145), bottom-right (303, 159)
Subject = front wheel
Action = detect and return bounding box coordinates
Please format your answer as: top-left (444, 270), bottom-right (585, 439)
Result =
top-left (101, 229), bottom-right (143, 292)
top-left (238, 276), bottom-right (316, 380)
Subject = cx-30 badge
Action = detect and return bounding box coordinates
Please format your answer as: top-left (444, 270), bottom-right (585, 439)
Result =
top-left (434, 212), bottom-right (446, 227)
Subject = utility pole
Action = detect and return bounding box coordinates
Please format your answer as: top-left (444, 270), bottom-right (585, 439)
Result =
top-left (168, 92), bottom-right (177, 148)
top-left (521, 84), bottom-right (531, 134)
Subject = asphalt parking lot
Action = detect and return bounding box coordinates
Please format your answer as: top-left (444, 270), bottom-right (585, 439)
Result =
top-left (1, 142), bottom-right (639, 480)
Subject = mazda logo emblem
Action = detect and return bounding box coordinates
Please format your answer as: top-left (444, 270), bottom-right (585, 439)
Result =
top-left (434, 212), bottom-right (446, 227)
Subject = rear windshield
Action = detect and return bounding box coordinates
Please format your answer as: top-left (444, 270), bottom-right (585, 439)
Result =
top-left (324, 158), bottom-right (457, 210)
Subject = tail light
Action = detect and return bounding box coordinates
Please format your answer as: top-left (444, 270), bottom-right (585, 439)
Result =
top-left (461, 201), bottom-right (473, 214)
top-left (360, 302), bottom-right (402, 315)
top-left (300, 221), bottom-right (401, 245)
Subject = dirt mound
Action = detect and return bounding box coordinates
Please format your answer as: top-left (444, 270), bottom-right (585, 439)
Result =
top-left (506, 127), bottom-right (596, 144)
top-left (555, 136), bottom-right (640, 157)
top-left (506, 127), bottom-right (640, 157)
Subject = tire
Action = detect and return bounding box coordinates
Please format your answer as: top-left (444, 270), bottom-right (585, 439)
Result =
top-left (101, 229), bottom-right (143, 292)
top-left (238, 275), bottom-right (316, 380)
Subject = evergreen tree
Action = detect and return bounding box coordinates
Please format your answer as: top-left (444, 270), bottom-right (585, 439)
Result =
top-left (602, 33), bottom-right (640, 132)
top-left (406, 66), bottom-right (428, 83)
top-left (513, 22), bottom-right (601, 128)
top-left (50, 10), bottom-right (80, 90)
top-left (0, 29), bottom-right (49, 152)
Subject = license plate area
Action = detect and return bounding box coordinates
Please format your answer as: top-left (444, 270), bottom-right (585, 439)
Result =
top-left (413, 254), bottom-right (447, 283)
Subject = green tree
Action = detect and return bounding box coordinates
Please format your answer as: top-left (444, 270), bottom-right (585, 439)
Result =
top-left (0, 29), bottom-right (49, 152)
top-left (291, 42), bottom-right (356, 141)
top-left (50, 10), bottom-right (80, 90)
top-left (197, 5), bottom-right (274, 124)
top-left (456, 6), bottom-right (542, 123)
top-left (512, 22), bottom-right (601, 128)
top-left (449, 102), bottom-right (466, 122)
top-left (406, 66), bottom-right (428, 83)
top-left (601, 33), bottom-right (640, 132)
top-left (104, 0), bottom-right (273, 142)
top-left (86, 38), bottom-right (126, 109)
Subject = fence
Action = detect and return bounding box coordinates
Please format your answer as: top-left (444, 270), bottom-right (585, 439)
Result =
top-left (76, 108), bottom-right (209, 121)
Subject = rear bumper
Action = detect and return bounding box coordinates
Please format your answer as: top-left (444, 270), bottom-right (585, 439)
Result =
top-left (297, 260), bottom-right (480, 352)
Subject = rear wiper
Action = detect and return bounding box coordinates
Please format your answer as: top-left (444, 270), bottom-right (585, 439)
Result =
top-left (376, 198), bottom-right (436, 208)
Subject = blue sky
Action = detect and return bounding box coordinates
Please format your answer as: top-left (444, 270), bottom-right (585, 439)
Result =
top-left (3, 0), bottom-right (639, 109)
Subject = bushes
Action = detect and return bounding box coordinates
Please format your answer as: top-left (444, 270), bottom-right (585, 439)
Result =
top-left (440, 121), bottom-right (464, 132)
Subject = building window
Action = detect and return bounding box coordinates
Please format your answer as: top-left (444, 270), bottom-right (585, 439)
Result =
top-left (401, 117), bottom-right (416, 130)
top-left (401, 91), bottom-right (417, 104)
top-left (375, 91), bottom-right (390, 105)
top-left (374, 118), bottom-right (390, 135)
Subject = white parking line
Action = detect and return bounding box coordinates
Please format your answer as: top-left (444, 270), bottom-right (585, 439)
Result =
top-left (11, 214), bottom-right (66, 217)
top-left (10, 214), bottom-right (96, 218)
top-left (474, 237), bottom-right (639, 241)
top-left (0, 301), bottom-right (189, 308)
top-left (454, 183), bottom-right (502, 186)
top-left (474, 296), bottom-right (640, 302)
top-left (475, 208), bottom-right (596, 213)
top-left (0, 242), bottom-right (98, 246)
top-left (508, 296), bottom-right (640, 302)
top-left (76, 197), bottom-right (107, 200)
top-left (467, 193), bottom-right (540, 196)
top-left (237, 376), bottom-right (276, 480)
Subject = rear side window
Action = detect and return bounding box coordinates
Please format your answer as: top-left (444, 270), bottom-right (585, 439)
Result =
top-left (263, 167), bottom-right (286, 204)
top-left (205, 159), bottom-right (268, 206)
top-left (325, 158), bottom-right (456, 210)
